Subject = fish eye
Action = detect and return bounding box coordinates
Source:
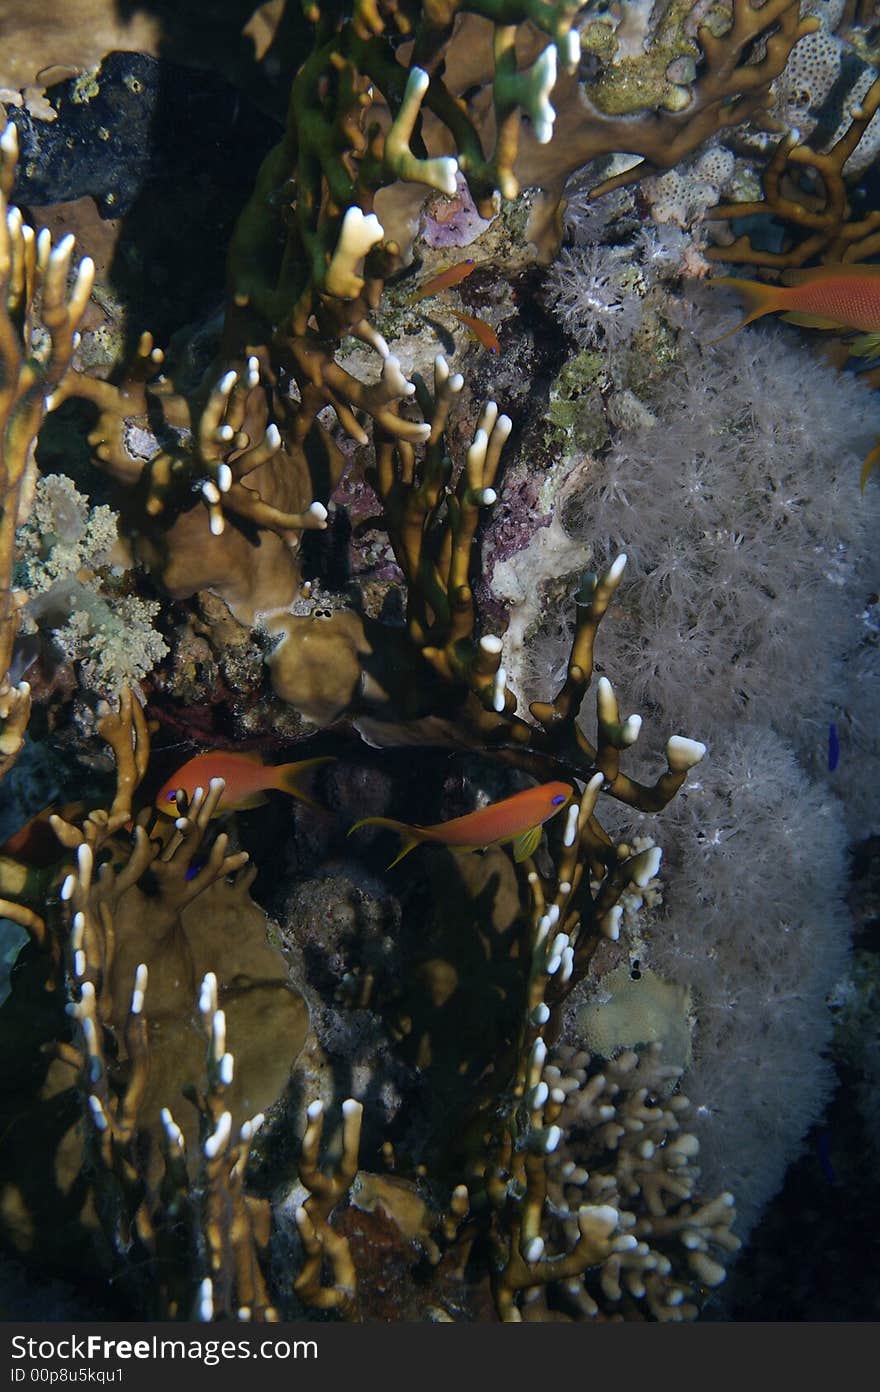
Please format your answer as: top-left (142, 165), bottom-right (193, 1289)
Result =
top-left (551, 794), bottom-right (567, 806)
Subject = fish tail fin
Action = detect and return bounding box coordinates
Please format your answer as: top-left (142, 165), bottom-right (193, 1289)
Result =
top-left (347, 816), bottom-right (424, 868)
top-left (274, 756), bottom-right (335, 809)
top-left (704, 277), bottom-right (786, 345)
top-left (860, 441), bottom-right (880, 493)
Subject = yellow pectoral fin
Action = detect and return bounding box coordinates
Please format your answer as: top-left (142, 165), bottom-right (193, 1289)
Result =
top-left (511, 825), bottom-right (543, 863)
top-left (849, 333), bottom-right (880, 360)
top-left (779, 311), bottom-right (844, 330)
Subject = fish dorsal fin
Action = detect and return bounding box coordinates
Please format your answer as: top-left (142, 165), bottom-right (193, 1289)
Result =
top-left (781, 262), bottom-right (880, 287)
top-left (512, 824), bottom-right (543, 863)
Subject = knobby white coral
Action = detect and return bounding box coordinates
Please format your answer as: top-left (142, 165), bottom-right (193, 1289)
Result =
top-left (54, 594), bottom-right (167, 697)
top-left (14, 474), bottom-right (118, 592)
top-left (14, 475), bottom-right (169, 699)
top-left (534, 1042), bottom-right (741, 1320)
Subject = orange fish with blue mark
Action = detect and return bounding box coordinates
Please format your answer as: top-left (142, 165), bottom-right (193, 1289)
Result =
top-left (155, 751), bottom-right (333, 816)
top-left (405, 259), bottom-right (476, 304)
top-left (449, 309), bottom-right (501, 354)
top-left (710, 263), bottom-right (880, 489)
top-left (349, 781), bottom-right (574, 868)
top-left (710, 263), bottom-right (880, 338)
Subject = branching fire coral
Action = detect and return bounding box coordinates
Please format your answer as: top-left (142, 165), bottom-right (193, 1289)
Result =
top-left (0, 693), bottom-right (310, 1307)
top-left (439, 766), bottom-right (740, 1321)
top-left (0, 123), bottom-right (94, 779)
top-left (270, 363), bottom-right (707, 828)
top-left (29, 0), bottom-right (586, 613)
top-left (515, 0), bottom-right (817, 206)
top-left (708, 72), bottom-right (880, 267)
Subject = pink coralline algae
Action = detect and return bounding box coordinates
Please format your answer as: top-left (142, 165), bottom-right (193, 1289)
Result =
top-left (420, 173), bottom-right (495, 249)
top-left (484, 470), bottom-right (552, 569)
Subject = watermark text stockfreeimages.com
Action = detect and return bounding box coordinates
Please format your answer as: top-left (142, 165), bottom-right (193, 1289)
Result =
top-left (10, 1335), bottom-right (317, 1370)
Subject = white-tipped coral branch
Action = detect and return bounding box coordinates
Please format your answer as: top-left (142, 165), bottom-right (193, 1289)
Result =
top-left (537, 1045), bottom-right (742, 1320)
top-left (0, 123), bottom-right (95, 773)
top-left (325, 207), bottom-right (384, 299)
top-left (384, 68), bottom-right (459, 195)
top-left (293, 1097), bottom-right (363, 1318)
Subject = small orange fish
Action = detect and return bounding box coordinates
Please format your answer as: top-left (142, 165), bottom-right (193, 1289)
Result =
top-left (449, 309), bottom-right (501, 354)
top-left (349, 781), bottom-right (573, 868)
top-left (155, 751), bottom-right (333, 816)
top-left (709, 263), bottom-right (880, 339)
top-left (1, 804), bottom-right (78, 866)
top-left (406, 259), bottom-right (476, 304)
top-left (711, 264), bottom-right (880, 489)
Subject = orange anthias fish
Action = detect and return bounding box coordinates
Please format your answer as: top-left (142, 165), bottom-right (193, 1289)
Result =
top-left (1, 805), bottom-right (67, 865)
top-left (449, 309), bottom-right (501, 354)
top-left (405, 259), bottom-right (476, 304)
top-left (711, 263), bottom-right (880, 490)
top-left (155, 751), bottom-right (333, 816)
top-left (349, 781), bottom-right (574, 868)
top-left (710, 263), bottom-right (880, 338)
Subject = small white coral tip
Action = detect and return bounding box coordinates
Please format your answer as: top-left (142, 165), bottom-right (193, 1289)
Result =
top-left (666, 735), bottom-right (707, 771)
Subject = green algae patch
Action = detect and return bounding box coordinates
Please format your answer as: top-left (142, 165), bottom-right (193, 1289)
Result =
top-left (545, 350), bottom-right (610, 455)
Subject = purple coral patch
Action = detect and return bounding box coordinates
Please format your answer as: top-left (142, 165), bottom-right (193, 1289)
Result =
top-left (421, 173), bottom-right (495, 249)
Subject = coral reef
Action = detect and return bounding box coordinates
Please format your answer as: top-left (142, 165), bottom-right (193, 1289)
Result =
top-left (448, 768), bottom-right (740, 1321)
top-left (1, 0), bottom-right (878, 1327)
top-left (0, 695), bottom-right (313, 1316)
top-left (518, 0), bottom-right (818, 206)
top-left (525, 1043), bottom-right (740, 1320)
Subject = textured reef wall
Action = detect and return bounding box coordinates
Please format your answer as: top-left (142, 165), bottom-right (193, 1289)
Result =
top-left (1, 0), bottom-right (879, 1321)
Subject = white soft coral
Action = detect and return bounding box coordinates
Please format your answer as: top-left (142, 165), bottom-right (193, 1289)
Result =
top-left (545, 245), bottom-right (643, 351)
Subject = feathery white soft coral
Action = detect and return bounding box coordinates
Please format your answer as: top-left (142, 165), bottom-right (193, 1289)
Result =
top-left (529, 302), bottom-right (880, 1239)
top-left (545, 245), bottom-right (643, 352)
